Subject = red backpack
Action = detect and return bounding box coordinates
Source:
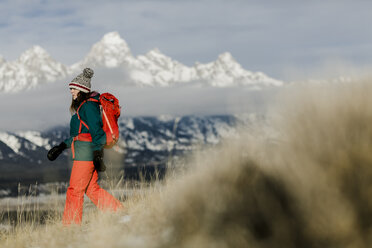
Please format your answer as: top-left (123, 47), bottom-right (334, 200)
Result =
top-left (76, 92), bottom-right (121, 149)
top-left (98, 93), bottom-right (121, 148)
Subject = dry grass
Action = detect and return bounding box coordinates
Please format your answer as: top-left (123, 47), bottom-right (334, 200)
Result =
top-left (2, 80), bottom-right (372, 247)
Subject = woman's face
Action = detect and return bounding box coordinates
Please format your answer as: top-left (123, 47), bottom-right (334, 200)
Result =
top-left (70, 88), bottom-right (80, 100)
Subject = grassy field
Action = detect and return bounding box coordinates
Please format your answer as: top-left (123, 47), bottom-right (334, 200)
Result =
top-left (2, 81), bottom-right (372, 247)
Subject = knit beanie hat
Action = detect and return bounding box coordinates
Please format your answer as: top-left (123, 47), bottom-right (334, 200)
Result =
top-left (69, 68), bottom-right (94, 93)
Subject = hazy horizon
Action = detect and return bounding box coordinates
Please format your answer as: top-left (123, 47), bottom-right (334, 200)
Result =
top-left (0, 75), bottom-right (279, 132)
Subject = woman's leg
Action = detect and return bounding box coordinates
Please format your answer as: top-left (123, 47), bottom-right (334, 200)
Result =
top-left (62, 161), bottom-right (95, 225)
top-left (85, 165), bottom-right (123, 211)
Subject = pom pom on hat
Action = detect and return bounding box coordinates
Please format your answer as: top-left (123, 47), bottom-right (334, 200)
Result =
top-left (69, 68), bottom-right (94, 93)
top-left (83, 68), bottom-right (94, 79)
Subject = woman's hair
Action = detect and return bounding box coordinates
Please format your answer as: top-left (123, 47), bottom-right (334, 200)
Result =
top-left (70, 91), bottom-right (91, 114)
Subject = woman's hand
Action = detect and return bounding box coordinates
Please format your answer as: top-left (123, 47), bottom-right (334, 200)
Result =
top-left (47, 142), bottom-right (67, 161)
top-left (93, 149), bottom-right (106, 172)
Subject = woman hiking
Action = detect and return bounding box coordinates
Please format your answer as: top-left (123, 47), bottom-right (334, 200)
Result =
top-left (47, 68), bottom-right (123, 225)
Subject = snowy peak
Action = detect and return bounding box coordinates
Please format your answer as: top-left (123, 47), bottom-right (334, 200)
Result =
top-left (130, 49), bottom-right (281, 88)
top-left (101, 31), bottom-right (129, 47)
top-left (73, 31), bottom-right (134, 69)
top-left (17, 46), bottom-right (68, 75)
top-left (145, 48), bottom-right (171, 63)
top-left (214, 52), bottom-right (247, 76)
top-left (0, 31), bottom-right (284, 92)
top-left (136, 48), bottom-right (184, 72)
top-left (0, 46), bottom-right (68, 92)
top-left (215, 52), bottom-right (246, 78)
top-left (193, 52), bottom-right (282, 87)
top-left (217, 52), bottom-right (236, 65)
top-left (130, 48), bottom-right (196, 86)
top-left (18, 46), bottom-right (50, 65)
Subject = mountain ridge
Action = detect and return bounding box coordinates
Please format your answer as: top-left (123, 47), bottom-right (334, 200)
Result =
top-left (0, 114), bottom-right (271, 165)
top-left (0, 32), bottom-right (283, 92)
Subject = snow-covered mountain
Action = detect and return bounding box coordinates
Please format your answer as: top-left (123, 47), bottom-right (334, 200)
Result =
top-left (0, 32), bottom-right (283, 92)
top-left (0, 46), bottom-right (69, 92)
top-left (71, 32), bottom-right (134, 69)
top-left (0, 114), bottom-right (271, 166)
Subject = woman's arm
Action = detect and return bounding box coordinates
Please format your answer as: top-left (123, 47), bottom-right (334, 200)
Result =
top-left (63, 137), bottom-right (73, 148)
top-left (81, 101), bottom-right (106, 151)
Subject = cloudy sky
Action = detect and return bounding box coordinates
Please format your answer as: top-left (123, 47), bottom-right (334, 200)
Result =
top-left (1, 0), bottom-right (372, 131)
top-left (1, 0), bottom-right (372, 81)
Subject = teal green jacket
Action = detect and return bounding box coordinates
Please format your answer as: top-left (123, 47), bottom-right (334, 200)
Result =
top-left (63, 94), bottom-right (106, 161)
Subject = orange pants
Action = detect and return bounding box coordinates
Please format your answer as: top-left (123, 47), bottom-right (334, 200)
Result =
top-left (62, 161), bottom-right (123, 225)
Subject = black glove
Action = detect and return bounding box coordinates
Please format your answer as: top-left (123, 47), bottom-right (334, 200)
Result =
top-left (47, 142), bottom-right (67, 161)
top-left (93, 150), bottom-right (106, 172)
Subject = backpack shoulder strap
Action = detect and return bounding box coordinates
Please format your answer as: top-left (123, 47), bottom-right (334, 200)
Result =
top-left (76, 98), bottom-right (101, 133)
top-left (76, 100), bottom-right (89, 132)
top-left (88, 98), bottom-right (100, 104)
